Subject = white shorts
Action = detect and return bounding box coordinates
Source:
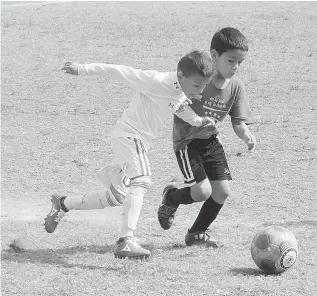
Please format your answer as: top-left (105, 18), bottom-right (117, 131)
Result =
top-left (111, 136), bottom-right (151, 179)
top-left (97, 136), bottom-right (151, 197)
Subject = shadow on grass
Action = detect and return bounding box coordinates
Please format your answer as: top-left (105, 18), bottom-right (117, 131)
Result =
top-left (164, 243), bottom-right (187, 250)
top-left (1, 244), bottom-right (113, 270)
top-left (230, 267), bottom-right (281, 277)
top-left (2, 241), bottom-right (156, 270)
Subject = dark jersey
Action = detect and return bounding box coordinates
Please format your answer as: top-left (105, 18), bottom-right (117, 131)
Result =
top-left (173, 77), bottom-right (254, 151)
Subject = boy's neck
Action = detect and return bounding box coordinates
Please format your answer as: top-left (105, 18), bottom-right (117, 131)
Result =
top-left (212, 72), bottom-right (230, 90)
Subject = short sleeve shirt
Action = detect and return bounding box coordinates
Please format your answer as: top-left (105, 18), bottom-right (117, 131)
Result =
top-left (173, 77), bottom-right (254, 151)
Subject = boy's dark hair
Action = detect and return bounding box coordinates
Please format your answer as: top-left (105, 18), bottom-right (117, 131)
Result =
top-left (210, 27), bottom-right (248, 55)
top-left (177, 50), bottom-right (213, 78)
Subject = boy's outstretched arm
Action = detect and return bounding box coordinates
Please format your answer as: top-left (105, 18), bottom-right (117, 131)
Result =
top-left (232, 122), bottom-right (256, 151)
top-left (61, 61), bottom-right (155, 94)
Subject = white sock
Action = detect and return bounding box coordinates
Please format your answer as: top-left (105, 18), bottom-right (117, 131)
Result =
top-left (63, 189), bottom-right (120, 210)
top-left (120, 187), bottom-right (145, 238)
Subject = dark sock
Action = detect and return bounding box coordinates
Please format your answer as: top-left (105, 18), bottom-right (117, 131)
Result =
top-left (168, 187), bottom-right (194, 206)
top-left (189, 197), bottom-right (223, 233)
top-left (60, 197), bottom-right (69, 212)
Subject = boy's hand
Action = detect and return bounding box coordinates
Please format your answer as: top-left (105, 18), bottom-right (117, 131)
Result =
top-left (179, 94), bottom-right (203, 110)
top-left (182, 97), bottom-right (193, 106)
top-left (191, 94), bottom-right (202, 101)
top-left (201, 117), bottom-right (219, 133)
top-left (246, 134), bottom-right (256, 152)
top-left (184, 93), bottom-right (203, 105)
top-left (62, 62), bottom-right (79, 75)
top-left (177, 97), bottom-right (193, 112)
top-left (202, 117), bottom-right (215, 127)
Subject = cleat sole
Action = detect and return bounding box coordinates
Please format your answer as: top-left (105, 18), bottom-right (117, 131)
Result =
top-left (114, 254), bottom-right (150, 260)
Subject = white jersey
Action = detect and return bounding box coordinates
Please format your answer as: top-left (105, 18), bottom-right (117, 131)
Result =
top-left (78, 63), bottom-right (203, 151)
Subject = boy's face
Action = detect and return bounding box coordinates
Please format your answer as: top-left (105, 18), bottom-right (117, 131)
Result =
top-left (212, 49), bottom-right (247, 79)
top-left (178, 72), bottom-right (212, 99)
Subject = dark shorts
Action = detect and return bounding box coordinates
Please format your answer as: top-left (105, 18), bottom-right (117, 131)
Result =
top-left (175, 135), bottom-right (232, 186)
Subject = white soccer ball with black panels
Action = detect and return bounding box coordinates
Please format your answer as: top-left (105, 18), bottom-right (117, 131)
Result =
top-left (251, 225), bottom-right (298, 274)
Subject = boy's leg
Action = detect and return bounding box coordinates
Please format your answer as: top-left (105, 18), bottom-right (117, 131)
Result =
top-left (44, 188), bottom-right (124, 234)
top-left (189, 181), bottom-right (229, 233)
top-left (97, 163), bottom-right (130, 198)
top-left (63, 188), bottom-right (124, 211)
top-left (62, 163), bottom-right (128, 210)
top-left (112, 137), bottom-right (151, 259)
top-left (65, 144), bottom-right (131, 212)
top-left (44, 142), bottom-right (130, 234)
top-left (44, 165), bottom-right (126, 233)
top-left (45, 136), bottom-right (151, 258)
top-left (120, 177), bottom-right (150, 238)
top-left (158, 142), bottom-right (210, 230)
top-left (114, 176), bottom-right (151, 259)
top-left (185, 136), bottom-right (232, 247)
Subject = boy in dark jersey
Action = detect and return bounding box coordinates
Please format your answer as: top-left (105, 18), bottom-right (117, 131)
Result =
top-left (158, 27), bottom-right (256, 246)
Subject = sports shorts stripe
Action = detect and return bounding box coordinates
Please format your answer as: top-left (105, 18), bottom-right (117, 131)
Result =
top-left (133, 138), bottom-right (151, 176)
top-left (178, 146), bottom-right (195, 185)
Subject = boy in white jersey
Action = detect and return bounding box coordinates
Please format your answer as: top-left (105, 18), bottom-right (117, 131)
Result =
top-left (44, 51), bottom-right (216, 259)
top-left (158, 28), bottom-right (256, 247)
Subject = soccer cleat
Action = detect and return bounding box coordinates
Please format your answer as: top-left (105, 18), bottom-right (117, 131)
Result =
top-left (113, 237), bottom-right (151, 259)
top-left (185, 230), bottom-right (222, 248)
top-left (44, 194), bottom-right (67, 233)
top-left (157, 184), bottom-right (178, 230)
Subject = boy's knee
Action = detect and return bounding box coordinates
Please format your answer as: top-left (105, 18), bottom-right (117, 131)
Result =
top-left (130, 175), bottom-right (152, 195)
top-left (210, 180), bottom-right (230, 204)
top-left (95, 188), bottom-right (124, 207)
top-left (194, 190), bottom-right (210, 202)
top-left (212, 191), bottom-right (230, 204)
top-left (190, 179), bottom-right (212, 202)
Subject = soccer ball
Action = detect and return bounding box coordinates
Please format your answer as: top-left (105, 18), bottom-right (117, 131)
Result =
top-left (251, 225), bottom-right (298, 274)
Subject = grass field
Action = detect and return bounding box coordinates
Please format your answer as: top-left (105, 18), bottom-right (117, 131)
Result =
top-left (1, 1), bottom-right (317, 295)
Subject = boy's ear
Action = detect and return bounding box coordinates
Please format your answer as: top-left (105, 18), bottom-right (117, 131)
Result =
top-left (210, 49), bottom-right (219, 60)
top-left (177, 70), bottom-right (184, 80)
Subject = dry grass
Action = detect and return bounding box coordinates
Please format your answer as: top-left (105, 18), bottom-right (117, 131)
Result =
top-left (1, 1), bottom-right (317, 295)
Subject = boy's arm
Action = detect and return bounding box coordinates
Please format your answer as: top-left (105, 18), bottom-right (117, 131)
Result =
top-left (232, 122), bottom-right (256, 151)
top-left (175, 104), bottom-right (203, 126)
top-left (229, 80), bottom-right (256, 151)
top-left (62, 61), bottom-right (155, 94)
